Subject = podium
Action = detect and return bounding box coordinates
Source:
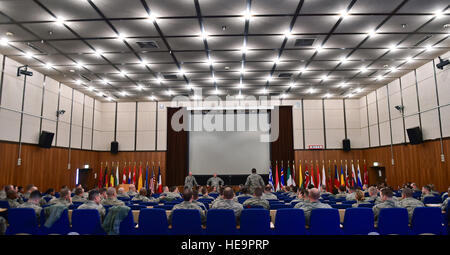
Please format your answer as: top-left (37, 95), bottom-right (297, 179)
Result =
top-left (117, 184), bottom-right (131, 192)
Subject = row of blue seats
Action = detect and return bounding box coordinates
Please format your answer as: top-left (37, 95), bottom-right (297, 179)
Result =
top-left (5, 206), bottom-right (449, 235)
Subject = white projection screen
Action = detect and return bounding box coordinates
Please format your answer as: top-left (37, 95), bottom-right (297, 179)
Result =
top-left (188, 111), bottom-right (270, 175)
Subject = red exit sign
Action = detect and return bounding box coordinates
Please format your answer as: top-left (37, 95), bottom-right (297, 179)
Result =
top-left (308, 145), bottom-right (324, 149)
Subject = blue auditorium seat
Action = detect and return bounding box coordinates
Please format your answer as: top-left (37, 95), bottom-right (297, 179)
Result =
top-left (377, 208), bottom-right (410, 235)
top-left (40, 208), bottom-right (71, 235)
top-left (343, 208), bottom-right (375, 235)
top-left (71, 209), bottom-right (105, 235)
top-left (129, 205), bottom-right (146, 210)
top-left (206, 209), bottom-right (237, 235)
top-left (119, 209), bottom-right (137, 235)
top-left (237, 196), bottom-right (251, 204)
top-left (138, 208), bottom-right (168, 235)
top-left (274, 208), bottom-right (306, 235)
top-left (0, 200), bottom-right (10, 209)
top-left (411, 207), bottom-right (443, 235)
top-left (139, 201), bottom-right (159, 206)
top-left (270, 204), bottom-right (291, 210)
top-left (171, 209), bottom-right (203, 235)
top-left (6, 208), bottom-right (39, 235)
top-left (331, 204), bottom-right (352, 209)
top-left (309, 208), bottom-right (342, 235)
top-left (358, 203), bottom-right (374, 208)
top-left (423, 196), bottom-right (441, 204)
top-left (154, 204), bottom-right (173, 210)
top-left (239, 209), bottom-right (271, 235)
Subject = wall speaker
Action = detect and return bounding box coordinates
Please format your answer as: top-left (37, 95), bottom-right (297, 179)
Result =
top-left (111, 141), bottom-right (119, 154)
top-left (343, 139), bottom-right (351, 151)
top-left (406, 127), bottom-right (423, 145)
top-left (38, 131), bottom-right (54, 148)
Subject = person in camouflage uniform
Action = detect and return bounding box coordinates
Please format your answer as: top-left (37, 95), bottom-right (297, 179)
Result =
top-left (372, 188), bottom-right (400, 224)
top-left (242, 187), bottom-right (270, 209)
top-left (101, 187), bottom-right (125, 206)
top-left (293, 189), bottom-right (309, 208)
top-left (352, 190), bottom-right (371, 208)
top-left (99, 188), bottom-right (107, 202)
top-left (211, 187), bottom-right (225, 207)
top-left (398, 188), bottom-right (424, 223)
top-left (0, 185), bottom-right (13, 200)
top-left (420, 185), bottom-right (435, 202)
top-left (169, 189), bottom-right (206, 225)
top-left (117, 188), bottom-right (130, 199)
top-left (365, 186), bottom-right (381, 204)
top-left (296, 188), bottom-right (331, 226)
top-left (207, 173), bottom-right (224, 190)
top-left (5, 189), bottom-right (21, 208)
top-left (233, 187), bottom-right (252, 202)
top-left (78, 190), bottom-right (106, 220)
top-left (132, 188), bottom-right (157, 202)
top-left (48, 188), bottom-right (72, 207)
top-left (199, 186), bottom-right (214, 200)
top-left (441, 187), bottom-right (450, 211)
top-left (17, 190), bottom-right (42, 221)
top-left (22, 184), bottom-right (36, 200)
top-left (127, 184), bottom-right (138, 197)
top-left (40, 188), bottom-right (56, 206)
top-left (184, 172), bottom-right (198, 190)
top-left (72, 187), bottom-right (87, 202)
top-left (261, 185), bottom-right (277, 200)
top-left (211, 187), bottom-right (244, 223)
top-left (159, 186), bottom-right (182, 202)
top-left (429, 184), bottom-right (440, 196)
top-left (345, 186), bottom-right (357, 201)
top-left (320, 185), bottom-right (332, 196)
top-left (192, 189), bottom-right (207, 211)
top-left (335, 186), bottom-right (347, 199)
top-left (245, 168), bottom-right (265, 194)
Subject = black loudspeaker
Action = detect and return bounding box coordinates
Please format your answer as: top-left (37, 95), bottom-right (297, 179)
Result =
top-left (111, 141), bottom-right (119, 154)
top-left (38, 131), bottom-right (54, 148)
top-left (407, 127), bottom-right (423, 145)
top-left (343, 139), bottom-right (351, 151)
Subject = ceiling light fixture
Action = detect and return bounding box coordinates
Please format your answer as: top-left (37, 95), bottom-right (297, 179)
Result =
top-left (167, 90), bottom-right (173, 96)
top-left (243, 10), bottom-right (252, 20)
top-left (87, 86), bottom-right (94, 91)
top-left (389, 44), bottom-right (397, 51)
top-left (284, 30), bottom-right (292, 38)
top-left (149, 95), bottom-right (156, 101)
top-left (322, 75), bottom-right (329, 81)
top-left (261, 88), bottom-right (267, 94)
top-left (405, 57), bottom-right (413, 62)
top-left (76, 80), bottom-right (82, 85)
top-left (75, 62), bottom-right (83, 69)
top-left (97, 92), bottom-right (103, 97)
top-left (0, 38), bottom-right (9, 46)
top-left (55, 17), bottom-right (65, 26)
top-left (266, 75), bottom-right (273, 82)
top-left (206, 58), bottom-right (214, 66)
top-left (340, 57), bottom-right (347, 63)
top-left (239, 67), bottom-right (246, 74)
top-left (299, 67), bottom-right (307, 73)
top-left (140, 60), bottom-right (148, 67)
top-left (359, 66), bottom-right (368, 73)
top-left (117, 33), bottom-right (126, 41)
top-left (137, 85), bottom-right (144, 90)
top-left (24, 52), bottom-right (34, 59)
top-left (186, 84), bottom-right (192, 90)
top-left (240, 47), bottom-right (248, 54)
top-left (45, 63), bottom-right (53, 69)
top-left (308, 88), bottom-right (316, 94)
top-left (315, 45), bottom-right (323, 52)
top-left (425, 45), bottom-right (433, 51)
top-left (200, 31), bottom-right (208, 40)
top-left (147, 13), bottom-right (157, 22)
top-left (94, 50), bottom-right (103, 57)
top-left (340, 82), bottom-right (347, 88)
top-left (289, 81), bottom-right (295, 88)
top-left (324, 93), bottom-right (331, 98)
top-left (120, 91), bottom-right (127, 96)
top-left (434, 10), bottom-right (444, 18)
top-left (390, 67), bottom-right (397, 72)
top-left (273, 57), bottom-right (280, 64)
top-left (178, 69), bottom-right (185, 75)
top-left (119, 71), bottom-right (127, 77)
top-left (102, 79), bottom-right (109, 85)
top-left (339, 10), bottom-right (349, 19)
top-left (156, 77), bottom-right (162, 83)
top-left (376, 75), bottom-right (383, 80)
top-left (367, 29), bottom-right (377, 37)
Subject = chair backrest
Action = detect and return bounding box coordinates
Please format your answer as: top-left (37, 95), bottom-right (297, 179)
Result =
top-left (119, 209), bottom-right (137, 235)
top-left (139, 201), bottom-right (158, 206)
top-left (423, 196), bottom-right (441, 204)
top-left (206, 209), bottom-right (237, 235)
top-left (40, 208), bottom-right (71, 235)
top-left (358, 203), bottom-right (374, 208)
top-left (172, 209), bottom-right (203, 235)
top-left (237, 196), bottom-right (251, 204)
top-left (274, 208), bottom-right (306, 235)
top-left (130, 200), bottom-right (142, 204)
top-left (411, 207), bottom-right (442, 235)
top-left (270, 204), bottom-right (291, 210)
top-left (343, 208), bottom-right (374, 235)
top-left (6, 208), bottom-right (38, 235)
top-left (197, 198), bottom-right (213, 204)
top-left (138, 208), bottom-right (168, 235)
top-left (309, 208), bottom-right (342, 235)
top-left (342, 200), bottom-right (357, 204)
top-left (0, 200), bottom-right (10, 209)
top-left (71, 209), bottom-right (104, 235)
top-left (331, 204), bottom-right (352, 209)
top-left (154, 204), bottom-right (173, 210)
top-left (209, 193), bottom-right (218, 199)
top-left (378, 208), bottom-right (410, 235)
top-left (240, 208), bottom-right (271, 235)
top-left (129, 205), bottom-right (146, 211)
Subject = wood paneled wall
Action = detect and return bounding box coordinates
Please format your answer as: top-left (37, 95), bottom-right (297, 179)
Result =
top-left (271, 106), bottom-right (295, 168)
top-left (0, 141), bottom-right (166, 191)
top-left (294, 139), bottom-right (450, 192)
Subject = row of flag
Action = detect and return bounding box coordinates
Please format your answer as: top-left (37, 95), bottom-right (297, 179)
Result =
top-left (268, 160), bottom-right (369, 192)
top-left (97, 162), bottom-right (162, 193)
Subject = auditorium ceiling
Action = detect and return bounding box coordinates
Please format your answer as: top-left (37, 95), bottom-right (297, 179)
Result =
top-left (0, 0), bottom-right (449, 101)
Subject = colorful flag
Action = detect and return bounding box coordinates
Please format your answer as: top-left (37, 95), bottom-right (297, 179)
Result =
top-left (150, 166), bottom-right (155, 194)
top-left (275, 163), bottom-right (280, 192)
top-left (357, 162), bottom-right (363, 188)
top-left (128, 163), bottom-right (132, 184)
top-left (345, 162), bottom-right (349, 188)
top-left (298, 161), bottom-right (303, 189)
top-left (316, 162), bottom-right (321, 190)
top-left (122, 163), bottom-right (127, 184)
top-left (363, 161), bottom-right (369, 185)
top-left (133, 163), bottom-right (137, 185)
top-left (321, 163), bottom-right (326, 190)
top-left (104, 165), bottom-right (109, 188)
top-left (351, 162), bottom-right (357, 187)
top-left (110, 163), bottom-right (115, 187)
top-left (137, 164), bottom-right (143, 191)
top-left (145, 164), bottom-right (149, 190)
top-left (292, 161), bottom-right (296, 187)
top-left (286, 163), bottom-right (292, 186)
top-left (305, 164), bottom-right (310, 187)
top-left (340, 163), bottom-right (345, 186)
top-left (334, 162), bottom-right (340, 189)
top-left (157, 165), bottom-right (162, 193)
top-left (280, 164), bottom-right (285, 188)
top-left (309, 162), bottom-right (315, 187)
top-left (115, 163), bottom-right (119, 186)
top-left (99, 164), bottom-right (103, 188)
top-left (268, 165), bottom-right (274, 192)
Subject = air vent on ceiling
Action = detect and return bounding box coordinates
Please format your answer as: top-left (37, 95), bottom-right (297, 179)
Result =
top-left (163, 74), bottom-right (178, 79)
top-left (294, 38), bottom-right (315, 47)
top-left (278, 73), bottom-right (293, 78)
top-left (136, 41), bottom-right (159, 49)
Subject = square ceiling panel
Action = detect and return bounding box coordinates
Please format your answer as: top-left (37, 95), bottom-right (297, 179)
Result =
top-left (111, 20), bottom-right (159, 37)
top-left (301, 0), bottom-right (352, 14)
top-left (280, 49), bottom-right (315, 61)
top-left (166, 37), bottom-right (205, 50)
top-left (22, 23), bottom-right (76, 40)
top-left (203, 18), bottom-right (245, 35)
top-left (50, 40), bottom-right (94, 54)
top-left (378, 15), bottom-right (433, 33)
top-left (348, 49), bottom-right (387, 60)
top-left (252, 0), bottom-right (300, 15)
top-left (67, 21), bottom-right (117, 38)
top-left (90, 0), bottom-right (149, 18)
top-left (247, 36), bottom-right (283, 50)
top-left (198, 0), bottom-right (247, 16)
top-left (0, 1), bottom-right (54, 22)
top-left (361, 34), bottom-right (406, 48)
top-left (208, 36), bottom-right (244, 50)
top-left (292, 16), bottom-right (340, 33)
top-left (40, 0), bottom-right (102, 19)
top-left (324, 34), bottom-right (369, 48)
top-left (249, 17), bottom-right (292, 34)
top-left (86, 39), bottom-right (131, 53)
top-left (174, 52), bottom-right (209, 63)
top-left (335, 15), bottom-right (388, 33)
top-left (350, 0), bottom-right (404, 13)
top-left (210, 50), bottom-right (242, 62)
top-left (102, 53), bottom-right (140, 64)
top-left (0, 24), bottom-right (38, 41)
top-left (314, 49), bottom-right (352, 60)
top-left (245, 50), bottom-right (278, 61)
top-left (157, 18), bottom-right (201, 36)
top-left (398, 0), bottom-right (450, 13)
top-left (142, 52), bottom-right (180, 64)
top-left (149, 0), bottom-right (197, 17)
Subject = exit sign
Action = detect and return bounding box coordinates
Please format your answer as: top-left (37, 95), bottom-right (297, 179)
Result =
top-left (308, 145), bottom-right (324, 149)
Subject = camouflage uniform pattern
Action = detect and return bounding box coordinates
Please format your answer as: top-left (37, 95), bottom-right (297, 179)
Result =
top-left (293, 200), bottom-right (309, 209)
top-left (48, 197), bottom-right (72, 207)
top-left (132, 194), bottom-right (157, 202)
top-left (245, 173), bottom-right (265, 193)
top-left (0, 216), bottom-right (5, 235)
top-left (0, 191), bottom-right (5, 200)
top-left (127, 191), bottom-right (138, 197)
top-left (211, 199), bottom-right (244, 222)
top-left (159, 192), bottom-right (181, 202)
top-left (184, 176), bottom-right (198, 190)
top-left (206, 177), bottom-right (224, 190)
top-left (169, 201), bottom-right (206, 224)
top-left (242, 197), bottom-right (270, 209)
top-left (211, 196), bottom-right (224, 207)
top-left (261, 192), bottom-right (278, 200)
top-left (296, 201), bottom-right (331, 225)
top-left (200, 194), bottom-right (214, 200)
top-left (345, 193), bottom-right (356, 201)
top-left (335, 193), bottom-right (347, 199)
top-left (233, 194), bottom-right (252, 202)
top-left (72, 195), bottom-right (87, 203)
top-left (420, 193), bottom-right (435, 202)
top-left (6, 198), bottom-right (20, 208)
top-left (372, 199), bottom-right (399, 223)
top-left (441, 197), bottom-right (449, 211)
top-left (78, 200), bottom-right (106, 219)
top-left (101, 197), bottom-right (125, 206)
top-left (351, 201), bottom-right (371, 208)
top-left (398, 197), bottom-right (424, 222)
top-left (117, 193), bottom-right (130, 199)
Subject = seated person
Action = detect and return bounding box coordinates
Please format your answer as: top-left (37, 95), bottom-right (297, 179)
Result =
top-left (132, 188), bottom-right (157, 202)
top-left (441, 187), bottom-right (450, 212)
top-left (48, 188), bottom-right (72, 207)
top-left (233, 187), bottom-right (252, 202)
top-left (5, 189), bottom-right (21, 208)
top-left (420, 185), bottom-right (434, 202)
top-left (169, 189), bottom-right (206, 225)
top-left (101, 187), bottom-right (125, 206)
top-left (192, 189), bottom-right (207, 211)
top-left (261, 185), bottom-right (277, 200)
top-left (18, 190), bottom-right (43, 221)
top-left (158, 186), bottom-right (181, 202)
top-left (399, 188), bottom-right (424, 223)
top-left (296, 188), bottom-right (331, 226)
top-left (352, 190), bottom-right (371, 207)
top-left (365, 186), bottom-right (381, 204)
top-left (117, 188), bottom-right (130, 199)
top-left (293, 189), bottom-right (309, 207)
top-left (199, 186), bottom-right (214, 200)
top-left (211, 187), bottom-right (243, 223)
top-left (242, 187), bottom-right (269, 209)
top-left (127, 184), bottom-right (138, 197)
top-left (335, 185), bottom-right (347, 199)
top-left (72, 187), bottom-right (87, 202)
top-left (78, 190), bottom-right (106, 220)
top-left (372, 188), bottom-right (399, 224)
top-left (345, 186), bottom-right (357, 201)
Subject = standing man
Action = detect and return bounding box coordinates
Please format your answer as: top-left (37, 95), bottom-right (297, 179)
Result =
top-left (184, 172), bottom-right (198, 191)
top-left (245, 168), bottom-right (265, 194)
top-left (207, 173), bottom-right (224, 190)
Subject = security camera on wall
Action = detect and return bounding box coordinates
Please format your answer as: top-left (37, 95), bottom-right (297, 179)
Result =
top-left (394, 105), bottom-right (404, 114)
top-left (56, 110), bottom-right (66, 117)
top-left (436, 57), bottom-right (449, 70)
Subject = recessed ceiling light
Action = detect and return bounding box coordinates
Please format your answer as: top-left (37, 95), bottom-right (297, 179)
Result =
top-left (147, 13), bottom-right (157, 22)
top-left (299, 67), bottom-right (307, 73)
top-left (94, 50), bottom-right (103, 57)
top-left (355, 88), bottom-right (363, 93)
top-left (136, 85), bottom-right (144, 90)
top-left (315, 45), bottom-right (323, 52)
top-left (0, 38), bottom-right (9, 46)
top-left (240, 47), bottom-right (248, 53)
top-left (261, 88), bottom-right (267, 94)
top-left (97, 92), bottom-right (103, 97)
top-left (405, 57), bottom-right (413, 62)
top-left (119, 71), bottom-right (127, 77)
top-left (102, 79), bottom-right (109, 85)
top-left (87, 86), bottom-right (94, 91)
top-left (434, 10), bottom-right (444, 18)
top-left (239, 67), bottom-right (246, 74)
top-left (117, 34), bottom-right (126, 41)
top-left (340, 82), bottom-right (347, 88)
top-left (238, 80), bottom-right (244, 88)
top-left (149, 95), bottom-right (156, 101)
top-left (75, 62), bottom-right (83, 69)
top-left (75, 80), bottom-right (82, 85)
top-left (24, 52), bottom-right (34, 58)
top-left (367, 29), bottom-right (377, 37)
top-left (281, 93), bottom-right (287, 98)
top-left (359, 66), bottom-right (367, 73)
top-left (324, 93), bottom-right (331, 98)
top-left (107, 97), bottom-right (114, 101)
top-left (273, 57), bottom-right (280, 64)
top-left (69, 69), bottom-right (75, 73)
top-left (213, 88), bottom-right (220, 94)
top-left (45, 63), bottom-right (53, 69)
top-left (266, 75), bottom-right (273, 82)
top-left (5, 31), bottom-right (13, 37)
top-left (339, 10), bottom-right (349, 18)
top-left (289, 82), bottom-right (295, 88)
top-left (178, 69), bottom-right (185, 75)
top-left (390, 67), bottom-right (397, 72)
top-left (425, 45), bottom-right (433, 51)
top-left (167, 90), bottom-right (173, 96)
top-left (389, 44), bottom-right (397, 51)
top-left (308, 88), bottom-right (316, 94)
top-left (283, 30), bottom-right (292, 38)
top-left (243, 10), bottom-right (252, 20)
top-left (206, 58), bottom-right (214, 66)
top-left (376, 75), bottom-right (383, 80)
top-left (199, 31), bottom-right (208, 40)
top-left (339, 57), bottom-right (347, 63)
top-left (321, 75), bottom-right (328, 81)
top-left (54, 17), bottom-right (65, 26)
top-left (120, 91), bottom-right (127, 96)
top-left (156, 77), bottom-right (162, 83)
top-left (140, 60), bottom-right (148, 67)
top-left (186, 84), bottom-right (192, 90)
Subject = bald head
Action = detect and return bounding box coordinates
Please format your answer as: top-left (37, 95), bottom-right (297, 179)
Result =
top-left (223, 187), bottom-right (234, 200)
top-left (308, 188), bottom-right (320, 201)
top-left (106, 187), bottom-right (116, 197)
top-left (129, 184), bottom-right (136, 192)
